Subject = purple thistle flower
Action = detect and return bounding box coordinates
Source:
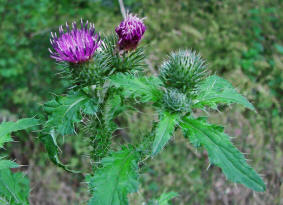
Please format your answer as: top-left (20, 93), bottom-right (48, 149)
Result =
top-left (115, 14), bottom-right (146, 51)
top-left (49, 19), bottom-right (100, 64)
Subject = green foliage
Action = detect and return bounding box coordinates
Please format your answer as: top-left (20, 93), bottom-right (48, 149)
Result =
top-left (103, 94), bottom-right (125, 132)
top-left (40, 133), bottom-right (77, 173)
top-left (0, 118), bottom-right (39, 205)
top-left (0, 169), bottom-right (30, 205)
top-left (0, 158), bottom-right (19, 170)
top-left (110, 73), bottom-right (163, 103)
top-left (0, 118), bottom-right (39, 171)
top-left (0, 135), bottom-right (12, 150)
top-left (181, 117), bottom-right (265, 192)
top-left (152, 112), bottom-right (178, 156)
top-left (44, 90), bottom-right (98, 136)
top-left (87, 147), bottom-right (140, 205)
top-left (0, 118), bottom-right (39, 147)
top-left (193, 75), bottom-right (255, 110)
top-left (42, 89), bottom-right (99, 172)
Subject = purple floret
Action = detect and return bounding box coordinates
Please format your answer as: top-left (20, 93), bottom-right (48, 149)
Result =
top-left (49, 19), bottom-right (100, 64)
top-left (115, 14), bottom-right (146, 51)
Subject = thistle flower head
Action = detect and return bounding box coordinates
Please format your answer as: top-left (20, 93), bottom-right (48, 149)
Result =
top-left (115, 14), bottom-right (146, 51)
top-left (49, 19), bottom-right (100, 64)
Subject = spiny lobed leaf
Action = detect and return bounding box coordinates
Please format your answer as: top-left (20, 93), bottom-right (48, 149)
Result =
top-left (87, 147), bottom-right (140, 205)
top-left (44, 90), bottom-right (98, 136)
top-left (0, 118), bottom-right (39, 148)
top-left (181, 118), bottom-right (265, 192)
top-left (0, 169), bottom-right (29, 205)
top-left (0, 118), bottom-right (38, 204)
top-left (42, 91), bottom-right (98, 171)
top-left (40, 133), bottom-right (78, 173)
top-left (193, 75), bottom-right (255, 110)
top-left (110, 73), bottom-right (163, 103)
top-left (152, 112), bottom-right (178, 156)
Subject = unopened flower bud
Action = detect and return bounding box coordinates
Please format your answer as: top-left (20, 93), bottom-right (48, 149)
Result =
top-left (115, 14), bottom-right (146, 51)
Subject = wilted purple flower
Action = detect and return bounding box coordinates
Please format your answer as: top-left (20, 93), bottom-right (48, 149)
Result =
top-left (49, 19), bottom-right (100, 64)
top-left (115, 14), bottom-right (146, 51)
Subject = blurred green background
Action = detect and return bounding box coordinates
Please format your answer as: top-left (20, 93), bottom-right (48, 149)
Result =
top-left (0, 0), bottom-right (282, 204)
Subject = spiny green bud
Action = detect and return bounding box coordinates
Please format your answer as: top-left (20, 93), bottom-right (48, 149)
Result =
top-left (163, 88), bottom-right (190, 113)
top-left (159, 50), bottom-right (207, 96)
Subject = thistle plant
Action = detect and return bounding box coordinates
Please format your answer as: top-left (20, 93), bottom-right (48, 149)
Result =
top-left (0, 14), bottom-right (265, 204)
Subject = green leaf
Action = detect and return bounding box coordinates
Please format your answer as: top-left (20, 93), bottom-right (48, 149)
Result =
top-left (0, 135), bottom-right (12, 149)
top-left (40, 133), bottom-right (78, 173)
top-left (0, 118), bottom-right (39, 136)
top-left (43, 91), bottom-right (97, 171)
top-left (156, 191), bottom-right (178, 205)
top-left (181, 118), bottom-right (265, 192)
top-left (193, 75), bottom-right (255, 110)
top-left (0, 118), bottom-right (38, 204)
top-left (0, 159), bottom-right (19, 170)
top-left (152, 112), bottom-right (178, 155)
top-left (0, 169), bottom-right (29, 205)
top-left (87, 147), bottom-right (140, 205)
top-left (0, 118), bottom-right (39, 148)
top-left (44, 91), bottom-right (98, 136)
top-left (110, 73), bottom-right (163, 103)
top-left (103, 94), bottom-right (125, 132)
